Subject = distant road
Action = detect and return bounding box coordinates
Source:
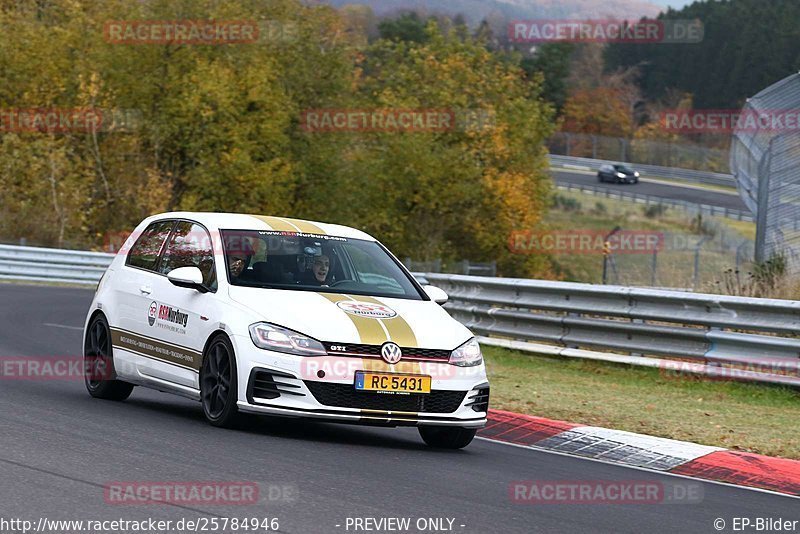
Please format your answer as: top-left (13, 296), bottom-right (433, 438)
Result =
top-left (550, 169), bottom-right (749, 212)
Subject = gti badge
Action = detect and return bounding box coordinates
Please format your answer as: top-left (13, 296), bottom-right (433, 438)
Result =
top-left (381, 342), bottom-right (402, 364)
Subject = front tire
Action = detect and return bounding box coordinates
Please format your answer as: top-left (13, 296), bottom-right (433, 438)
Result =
top-left (419, 426), bottom-right (477, 449)
top-left (84, 315), bottom-right (134, 401)
top-left (200, 335), bottom-right (240, 428)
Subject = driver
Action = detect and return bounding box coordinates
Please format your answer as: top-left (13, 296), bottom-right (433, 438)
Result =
top-left (311, 254), bottom-right (330, 285)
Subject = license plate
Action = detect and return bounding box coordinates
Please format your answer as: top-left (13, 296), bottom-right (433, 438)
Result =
top-left (354, 372), bottom-right (431, 394)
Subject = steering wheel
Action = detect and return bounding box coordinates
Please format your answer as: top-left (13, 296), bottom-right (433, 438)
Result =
top-left (329, 279), bottom-right (355, 287)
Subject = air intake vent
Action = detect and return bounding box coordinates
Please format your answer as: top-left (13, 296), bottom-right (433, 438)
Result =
top-left (465, 386), bottom-right (489, 413)
top-left (247, 369), bottom-right (305, 401)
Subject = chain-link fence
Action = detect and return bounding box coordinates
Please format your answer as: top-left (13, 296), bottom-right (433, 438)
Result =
top-left (550, 132), bottom-right (730, 173)
top-left (402, 258), bottom-right (496, 277)
top-left (730, 73), bottom-right (800, 270)
top-left (602, 220), bottom-right (754, 291)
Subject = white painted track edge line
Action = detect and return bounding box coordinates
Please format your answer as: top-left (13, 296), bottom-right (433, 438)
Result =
top-left (475, 436), bottom-right (800, 501)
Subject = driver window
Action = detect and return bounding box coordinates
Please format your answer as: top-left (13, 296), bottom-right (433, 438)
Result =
top-left (159, 221), bottom-right (216, 289)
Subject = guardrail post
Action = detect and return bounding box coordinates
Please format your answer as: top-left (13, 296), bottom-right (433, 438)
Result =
top-left (693, 235), bottom-right (711, 290)
top-left (651, 245), bottom-right (659, 287)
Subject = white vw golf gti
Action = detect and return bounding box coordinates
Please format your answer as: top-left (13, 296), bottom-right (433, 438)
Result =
top-left (84, 213), bottom-right (489, 448)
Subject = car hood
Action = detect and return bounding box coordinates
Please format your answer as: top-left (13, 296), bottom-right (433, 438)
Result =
top-left (227, 286), bottom-right (473, 350)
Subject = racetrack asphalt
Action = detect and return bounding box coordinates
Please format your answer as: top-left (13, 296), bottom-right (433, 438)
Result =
top-left (0, 284), bottom-right (794, 534)
top-left (550, 169), bottom-right (748, 212)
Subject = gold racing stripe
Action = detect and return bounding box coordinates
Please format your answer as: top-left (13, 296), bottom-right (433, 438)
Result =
top-left (319, 293), bottom-right (422, 373)
top-left (249, 215), bottom-right (299, 232)
top-left (352, 295), bottom-right (419, 348)
top-left (249, 215), bottom-right (326, 235)
top-left (318, 293), bottom-right (388, 345)
top-left (283, 218), bottom-right (327, 235)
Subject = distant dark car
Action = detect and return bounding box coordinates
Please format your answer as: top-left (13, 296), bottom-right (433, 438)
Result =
top-left (598, 164), bottom-right (640, 184)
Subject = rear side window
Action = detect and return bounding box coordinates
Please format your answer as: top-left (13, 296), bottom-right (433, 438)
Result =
top-left (126, 220), bottom-right (174, 271)
top-left (159, 221), bottom-right (216, 288)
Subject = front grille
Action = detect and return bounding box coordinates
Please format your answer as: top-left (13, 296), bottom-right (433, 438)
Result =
top-left (248, 369), bottom-right (305, 401)
top-left (322, 342), bottom-right (451, 361)
top-left (304, 381), bottom-right (466, 413)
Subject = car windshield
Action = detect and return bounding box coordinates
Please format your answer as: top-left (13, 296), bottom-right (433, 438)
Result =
top-left (220, 230), bottom-right (423, 300)
top-left (614, 165), bottom-right (634, 173)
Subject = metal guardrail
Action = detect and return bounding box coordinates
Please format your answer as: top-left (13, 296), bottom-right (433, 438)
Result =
top-left (555, 182), bottom-right (754, 222)
top-left (4, 244), bottom-right (797, 386)
top-left (549, 154), bottom-right (736, 188)
top-left (0, 244), bottom-right (113, 285)
top-left (422, 273), bottom-right (800, 387)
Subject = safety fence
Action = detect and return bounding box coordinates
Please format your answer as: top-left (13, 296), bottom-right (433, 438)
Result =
top-left (419, 273), bottom-right (800, 387)
top-left (4, 244), bottom-right (798, 387)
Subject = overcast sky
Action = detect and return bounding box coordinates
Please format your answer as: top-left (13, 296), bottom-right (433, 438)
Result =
top-left (652, 0), bottom-right (696, 8)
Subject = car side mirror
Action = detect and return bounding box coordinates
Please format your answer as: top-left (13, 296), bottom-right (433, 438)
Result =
top-left (424, 285), bottom-right (448, 305)
top-left (167, 266), bottom-right (208, 293)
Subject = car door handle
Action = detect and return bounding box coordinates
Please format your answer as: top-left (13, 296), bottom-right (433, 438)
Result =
top-left (139, 285), bottom-right (152, 295)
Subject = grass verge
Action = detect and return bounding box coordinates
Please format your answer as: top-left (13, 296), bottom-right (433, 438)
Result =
top-left (483, 345), bottom-right (800, 459)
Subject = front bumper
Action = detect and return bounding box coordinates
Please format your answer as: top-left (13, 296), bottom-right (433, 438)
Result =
top-left (232, 335), bottom-right (489, 428)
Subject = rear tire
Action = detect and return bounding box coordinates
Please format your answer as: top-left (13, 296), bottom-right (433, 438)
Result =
top-left (200, 335), bottom-right (240, 428)
top-left (419, 426), bottom-right (477, 449)
top-left (84, 315), bottom-right (134, 401)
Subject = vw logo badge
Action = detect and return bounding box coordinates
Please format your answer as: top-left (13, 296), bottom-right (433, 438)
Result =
top-left (381, 342), bottom-right (402, 364)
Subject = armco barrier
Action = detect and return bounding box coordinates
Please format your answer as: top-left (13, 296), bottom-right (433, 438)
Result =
top-left (0, 244), bottom-right (113, 285)
top-left (3, 244), bottom-right (798, 386)
top-left (421, 273), bottom-right (800, 387)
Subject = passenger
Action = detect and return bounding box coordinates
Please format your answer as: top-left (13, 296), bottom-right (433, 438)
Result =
top-left (228, 253), bottom-right (248, 280)
top-left (225, 236), bottom-right (254, 282)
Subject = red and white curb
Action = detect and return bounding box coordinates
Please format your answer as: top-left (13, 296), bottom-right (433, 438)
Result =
top-left (478, 409), bottom-right (800, 497)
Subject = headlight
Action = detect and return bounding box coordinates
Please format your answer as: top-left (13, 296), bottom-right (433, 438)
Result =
top-left (449, 338), bottom-right (483, 367)
top-left (634, 172), bottom-right (640, 177)
top-left (249, 322), bottom-right (327, 356)
top-left (616, 172), bottom-right (626, 178)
